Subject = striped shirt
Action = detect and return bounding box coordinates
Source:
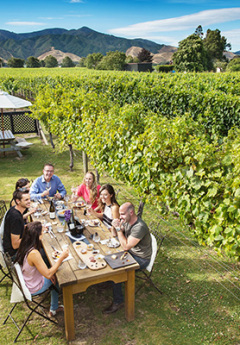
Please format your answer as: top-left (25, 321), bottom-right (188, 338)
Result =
top-left (102, 205), bottom-right (113, 229)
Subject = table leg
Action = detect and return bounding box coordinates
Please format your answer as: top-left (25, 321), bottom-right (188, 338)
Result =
top-left (63, 285), bottom-right (75, 341)
top-left (124, 270), bottom-right (135, 321)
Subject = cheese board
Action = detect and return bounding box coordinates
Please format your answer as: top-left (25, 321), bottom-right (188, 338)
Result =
top-left (104, 251), bottom-right (137, 269)
top-left (73, 240), bottom-right (107, 270)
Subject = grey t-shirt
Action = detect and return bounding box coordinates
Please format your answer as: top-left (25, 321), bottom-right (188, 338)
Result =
top-left (124, 218), bottom-right (152, 260)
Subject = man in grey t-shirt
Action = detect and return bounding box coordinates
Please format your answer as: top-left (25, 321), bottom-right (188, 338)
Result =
top-left (102, 202), bottom-right (152, 314)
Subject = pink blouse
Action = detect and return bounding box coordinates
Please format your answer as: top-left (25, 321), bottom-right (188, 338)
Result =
top-left (21, 250), bottom-right (44, 294)
top-left (76, 184), bottom-right (101, 210)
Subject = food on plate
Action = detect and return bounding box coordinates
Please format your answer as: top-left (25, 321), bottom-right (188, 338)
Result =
top-left (75, 241), bottom-right (81, 247)
top-left (111, 254), bottom-right (117, 260)
top-left (57, 209), bottom-right (71, 217)
top-left (81, 248), bottom-right (87, 254)
top-left (89, 256), bottom-right (96, 262)
top-left (92, 249), bottom-right (99, 255)
top-left (52, 251), bottom-right (61, 259)
top-left (88, 219), bottom-right (99, 227)
top-left (75, 201), bottom-right (85, 208)
top-left (87, 244), bottom-right (94, 251)
top-left (120, 252), bottom-right (128, 260)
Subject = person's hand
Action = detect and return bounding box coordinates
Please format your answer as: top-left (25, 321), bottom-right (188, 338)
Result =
top-left (30, 206), bottom-right (38, 214)
top-left (54, 192), bottom-right (62, 200)
top-left (50, 275), bottom-right (57, 285)
top-left (41, 190), bottom-right (49, 198)
top-left (112, 219), bottom-right (121, 229)
top-left (60, 248), bottom-right (69, 260)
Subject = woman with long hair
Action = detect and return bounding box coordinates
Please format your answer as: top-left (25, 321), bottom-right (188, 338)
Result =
top-left (73, 172), bottom-right (101, 210)
top-left (15, 221), bottom-right (69, 316)
top-left (90, 184), bottom-right (120, 233)
top-left (10, 178), bottom-right (36, 222)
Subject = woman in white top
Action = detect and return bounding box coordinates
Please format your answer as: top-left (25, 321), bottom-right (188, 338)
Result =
top-left (90, 184), bottom-right (119, 235)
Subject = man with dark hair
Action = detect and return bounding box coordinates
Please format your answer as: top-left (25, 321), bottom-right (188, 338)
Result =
top-left (103, 202), bottom-right (152, 314)
top-left (30, 163), bottom-right (66, 200)
top-left (3, 190), bottom-right (31, 258)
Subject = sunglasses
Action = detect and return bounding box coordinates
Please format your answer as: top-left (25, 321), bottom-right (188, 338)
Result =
top-left (18, 187), bottom-right (29, 192)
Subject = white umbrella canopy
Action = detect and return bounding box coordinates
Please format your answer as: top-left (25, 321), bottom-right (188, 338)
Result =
top-left (0, 90), bottom-right (32, 109)
top-left (0, 90), bottom-right (32, 132)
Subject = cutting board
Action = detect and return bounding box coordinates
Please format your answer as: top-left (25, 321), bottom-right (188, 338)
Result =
top-left (73, 240), bottom-right (107, 270)
top-left (104, 251), bottom-right (137, 269)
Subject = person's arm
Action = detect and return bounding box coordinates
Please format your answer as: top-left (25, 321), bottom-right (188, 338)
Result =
top-left (88, 207), bottom-right (103, 220)
top-left (55, 177), bottom-right (66, 199)
top-left (11, 233), bottom-right (21, 249)
top-left (117, 232), bottom-right (140, 251)
top-left (30, 178), bottom-right (48, 200)
top-left (110, 204), bottom-right (120, 236)
top-left (28, 248), bottom-right (69, 280)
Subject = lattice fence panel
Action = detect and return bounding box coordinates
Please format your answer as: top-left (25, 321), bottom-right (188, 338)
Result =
top-left (1, 111), bottom-right (38, 134)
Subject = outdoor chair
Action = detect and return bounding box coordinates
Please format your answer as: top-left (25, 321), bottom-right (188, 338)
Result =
top-left (0, 200), bottom-right (11, 283)
top-left (135, 224), bottom-right (165, 294)
top-left (3, 252), bottom-right (58, 343)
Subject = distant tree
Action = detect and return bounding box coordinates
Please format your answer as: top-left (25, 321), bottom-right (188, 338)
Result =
top-left (227, 56), bottom-right (240, 71)
top-left (39, 60), bottom-right (45, 67)
top-left (97, 51), bottom-right (126, 71)
top-left (203, 29), bottom-right (231, 62)
top-left (26, 56), bottom-right (41, 68)
top-left (44, 55), bottom-right (58, 68)
top-left (137, 48), bottom-right (153, 62)
top-left (61, 56), bottom-right (75, 67)
top-left (7, 57), bottom-right (25, 68)
top-left (0, 58), bottom-right (3, 67)
top-left (125, 55), bottom-right (134, 63)
top-left (77, 57), bottom-right (86, 67)
top-left (133, 57), bottom-right (140, 63)
top-left (194, 25), bottom-right (203, 38)
top-left (85, 53), bottom-right (103, 69)
top-left (173, 34), bottom-right (208, 72)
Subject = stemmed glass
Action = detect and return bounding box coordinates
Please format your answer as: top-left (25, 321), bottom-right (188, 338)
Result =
top-left (86, 201), bottom-right (92, 215)
top-left (46, 182), bottom-right (51, 194)
top-left (93, 232), bottom-right (100, 243)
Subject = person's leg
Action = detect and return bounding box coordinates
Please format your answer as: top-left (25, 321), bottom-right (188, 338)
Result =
top-left (32, 277), bottom-right (59, 311)
top-left (112, 282), bottom-right (124, 304)
top-left (130, 254), bottom-right (150, 270)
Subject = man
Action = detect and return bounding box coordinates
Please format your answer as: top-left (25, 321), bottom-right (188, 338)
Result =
top-left (103, 202), bottom-right (152, 314)
top-left (30, 163), bottom-right (66, 200)
top-left (3, 190), bottom-right (31, 258)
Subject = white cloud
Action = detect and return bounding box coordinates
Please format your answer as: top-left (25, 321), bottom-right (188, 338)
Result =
top-left (6, 21), bottom-right (45, 26)
top-left (70, 0), bottom-right (84, 3)
top-left (222, 28), bottom-right (240, 51)
top-left (109, 8), bottom-right (240, 37)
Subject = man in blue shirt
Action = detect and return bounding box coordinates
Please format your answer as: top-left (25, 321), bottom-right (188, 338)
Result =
top-left (30, 163), bottom-right (66, 200)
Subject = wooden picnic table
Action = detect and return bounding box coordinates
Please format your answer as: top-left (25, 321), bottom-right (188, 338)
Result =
top-left (0, 130), bottom-right (22, 157)
top-left (32, 200), bottom-right (139, 341)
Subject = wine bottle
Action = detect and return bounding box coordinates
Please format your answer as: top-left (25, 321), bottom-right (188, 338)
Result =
top-left (68, 209), bottom-right (76, 231)
top-left (49, 200), bottom-right (56, 219)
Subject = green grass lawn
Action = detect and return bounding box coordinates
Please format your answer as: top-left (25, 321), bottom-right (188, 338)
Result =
top-left (1, 135), bottom-right (240, 345)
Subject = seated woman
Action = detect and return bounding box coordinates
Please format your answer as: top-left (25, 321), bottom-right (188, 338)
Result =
top-left (15, 221), bottom-right (69, 317)
top-left (90, 184), bottom-right (120, 234)
top-left (10, 178), bottom-right (36, 223)
top-left (73, 172), bottom-right (101, 210)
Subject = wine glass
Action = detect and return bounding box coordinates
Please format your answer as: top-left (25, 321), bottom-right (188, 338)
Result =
top-left (86, 201), bottom-right (92, 215)
top-left (93, 232), bottom-right (100, 243)
top-left (78, 260), bottom-right (87, 269)
top-left (46, 182), bottom-right (51, 196)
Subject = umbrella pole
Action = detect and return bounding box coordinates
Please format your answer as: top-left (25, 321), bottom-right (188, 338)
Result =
top-left (1, 108), bottom-right (5, 157)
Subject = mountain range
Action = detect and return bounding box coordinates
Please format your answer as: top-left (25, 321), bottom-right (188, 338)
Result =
top-left (0, 27), bottom-right (164, 61)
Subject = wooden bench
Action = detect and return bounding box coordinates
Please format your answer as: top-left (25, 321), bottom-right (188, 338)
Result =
top-left (0, 130), bottom-right (23, 157)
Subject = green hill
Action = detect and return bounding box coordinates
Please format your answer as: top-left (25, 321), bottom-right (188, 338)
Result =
top-left (0, 27), bottom-right (164, 59)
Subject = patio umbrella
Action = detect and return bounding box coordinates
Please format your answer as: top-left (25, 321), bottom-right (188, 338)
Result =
top-left (0, 90), bottom-right (32, 133)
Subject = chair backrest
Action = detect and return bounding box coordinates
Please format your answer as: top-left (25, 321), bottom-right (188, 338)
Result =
top-left (146, 233), bottom-right (157, 272)
top-left (11, 262), bottom-right (32, 303)
top-left (0, 200), bottom-right (7, 238)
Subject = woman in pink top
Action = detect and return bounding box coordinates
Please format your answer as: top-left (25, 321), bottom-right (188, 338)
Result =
top-left (73, 172), bottom-right (101, 210)
top-left (15, 221), bottom-right (69, 316)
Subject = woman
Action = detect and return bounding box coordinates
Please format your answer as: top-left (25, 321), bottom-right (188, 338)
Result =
top-left (15, 221), bottom-right (69, 316)
top-left (10, 178), bottom-right (36, 222)
top-left (73, 172), bottom-right (101, 210)
top-left (91, 184), bottom-right (120, 234)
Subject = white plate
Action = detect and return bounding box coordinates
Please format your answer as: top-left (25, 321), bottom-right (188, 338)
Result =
top-left (57, 209), bottom-right (72, 217)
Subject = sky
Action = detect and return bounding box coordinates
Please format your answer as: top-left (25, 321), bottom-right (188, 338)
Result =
top-left (1, 0), bottom-right (240, 52)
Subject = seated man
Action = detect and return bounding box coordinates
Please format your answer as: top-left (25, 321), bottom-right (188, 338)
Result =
top-left (103, 202), bottom-right (152, 314)
top-left (3, 190), bottom-right (31, 259)
top-left (30, 163), bottom-right (66, 200)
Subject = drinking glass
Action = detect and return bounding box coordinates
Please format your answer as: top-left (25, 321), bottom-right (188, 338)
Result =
top-left (86, 201), bottom-right (92, 215)
top-left (46, 182), bottom-right (51, 192)
top-left (93, 232), bottom-right (100, 243)
top-left (78, 260), bottom-right (87, 269)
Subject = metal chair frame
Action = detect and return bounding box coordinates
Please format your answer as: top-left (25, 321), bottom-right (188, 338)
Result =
top-left (0, 200), bottom-right (11, 283)
top-left (136, 223), bottom-right (165, 294)
top-left (3, 252), bottom-right (58, 343)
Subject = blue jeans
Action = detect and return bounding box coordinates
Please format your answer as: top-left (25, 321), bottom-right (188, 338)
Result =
top-left (113, 254), bottom-right (150, 304)
top-left (32, 277), bottom-right (59, 311)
